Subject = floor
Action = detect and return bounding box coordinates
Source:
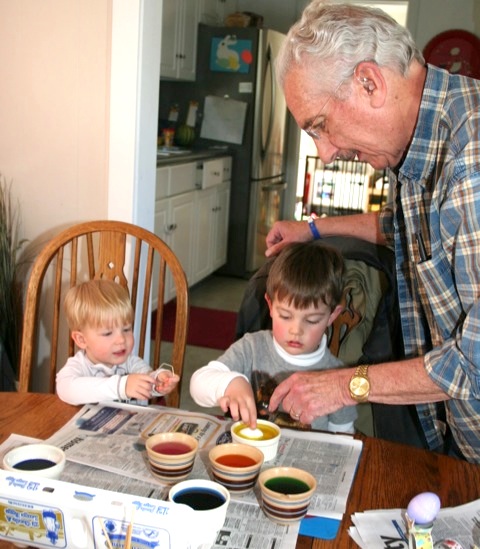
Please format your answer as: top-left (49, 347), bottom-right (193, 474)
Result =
top-left (168, 272), bottom-right (373, 436)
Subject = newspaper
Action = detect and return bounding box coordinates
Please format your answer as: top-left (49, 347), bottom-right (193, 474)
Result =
top-left (3, 402), bottom-right (363, 548)
top-left (349, 500), bottom-right (480, 548)
top-left (45, 402), bottom-right (362, 518)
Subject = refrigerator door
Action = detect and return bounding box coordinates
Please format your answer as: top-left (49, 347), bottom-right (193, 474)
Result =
top-left (251, 29), bottom-right (288, 181)
top-left (247, 178), bottom-right (287, 272)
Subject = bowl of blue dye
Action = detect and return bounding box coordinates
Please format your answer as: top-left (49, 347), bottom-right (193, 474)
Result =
top-left (2, 443), bottom-right (66, 479)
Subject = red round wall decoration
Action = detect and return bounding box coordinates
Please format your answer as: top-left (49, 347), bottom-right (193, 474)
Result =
top-left (423, 29), bottom-right (480, 79)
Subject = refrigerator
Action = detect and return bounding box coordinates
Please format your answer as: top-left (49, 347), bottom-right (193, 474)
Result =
top-left (194, 24), bottom-right (289, 276)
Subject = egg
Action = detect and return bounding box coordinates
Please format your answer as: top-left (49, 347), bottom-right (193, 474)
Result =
top-left (406, 492), bottom-right (441, 525)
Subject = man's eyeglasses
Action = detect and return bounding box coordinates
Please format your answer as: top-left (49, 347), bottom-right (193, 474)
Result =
top-left (303, 76), bottom-right (351, 141)
top-left (304, 94), bottom-right (335, 140)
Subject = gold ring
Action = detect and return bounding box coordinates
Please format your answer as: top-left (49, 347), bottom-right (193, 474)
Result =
top-left (290, 408), bottom-right (301, 420)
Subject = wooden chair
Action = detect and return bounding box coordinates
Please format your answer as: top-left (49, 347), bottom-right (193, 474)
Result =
top-left (18, 220), bottom-right (188, 408)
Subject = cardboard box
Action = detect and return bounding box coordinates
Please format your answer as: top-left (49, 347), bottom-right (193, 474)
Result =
top-left (0, 469), bottom-right (193, 548)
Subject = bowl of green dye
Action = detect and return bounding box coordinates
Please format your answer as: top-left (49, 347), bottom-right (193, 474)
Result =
top-left (258, 466), bottom-right (317, 524)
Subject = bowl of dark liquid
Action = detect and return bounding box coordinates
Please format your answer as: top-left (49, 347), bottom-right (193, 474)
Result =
top-left (169, 479), bottom-right (230, 548)
top-left (2, 443), bottom-right (66, 479)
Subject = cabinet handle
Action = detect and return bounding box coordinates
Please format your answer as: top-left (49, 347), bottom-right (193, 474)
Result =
top-left (166, 223), bottom-right (177, 232)
top-left (213, 171), bottom-right (220, 176)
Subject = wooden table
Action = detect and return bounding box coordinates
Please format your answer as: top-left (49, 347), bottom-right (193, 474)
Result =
top-left (1, 392), bottom-right (480, 548)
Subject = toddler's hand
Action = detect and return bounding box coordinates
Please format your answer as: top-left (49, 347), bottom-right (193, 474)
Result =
top-left (154, 370), bottom-right (180, 395)
top-left (126, 373), bottom-right (156, 400)
top-left (219, 377), bottom-right (257, 429)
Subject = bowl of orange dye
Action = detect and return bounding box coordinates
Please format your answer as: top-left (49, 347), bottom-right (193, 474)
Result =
top-left (208, 443), bottom-right (264, 493)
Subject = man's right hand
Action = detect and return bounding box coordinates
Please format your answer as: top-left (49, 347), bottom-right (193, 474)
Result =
top-left (265, 220), bottom-right (312, 257)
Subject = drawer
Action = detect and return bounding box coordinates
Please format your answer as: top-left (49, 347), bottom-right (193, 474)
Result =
top-left (199, 158), bottom-right (223, 189)
top-left (156, 162), bottom-right (197, 198)
top-left (222, 156), bottom-right (232, 181)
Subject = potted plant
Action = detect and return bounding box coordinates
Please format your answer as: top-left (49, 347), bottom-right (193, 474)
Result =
top-left (0, 175), bottom-right (25, 390)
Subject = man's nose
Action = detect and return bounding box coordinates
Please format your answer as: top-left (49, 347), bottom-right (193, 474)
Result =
top-left (315, 139), bottom-right (339, 165)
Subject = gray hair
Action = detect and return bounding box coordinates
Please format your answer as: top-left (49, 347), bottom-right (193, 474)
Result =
top-left (276, 1), bottom-right (424, 96)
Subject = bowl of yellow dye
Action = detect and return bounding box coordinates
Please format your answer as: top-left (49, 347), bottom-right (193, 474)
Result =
top-left (230, 419), bottom-right (281, 462)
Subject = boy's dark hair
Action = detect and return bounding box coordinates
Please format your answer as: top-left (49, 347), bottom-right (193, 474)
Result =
top-left (266, 241), bottom-right (345, 310)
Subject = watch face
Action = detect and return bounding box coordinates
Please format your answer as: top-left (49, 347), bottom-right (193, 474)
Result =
top-left (350, 376), bottom-right (369, 396)
top-left (423, 30), bottom-right (480, 79)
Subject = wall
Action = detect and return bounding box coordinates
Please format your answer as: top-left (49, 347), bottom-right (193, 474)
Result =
top-left (0, 1), bottom-right (110, 258)
top-left (0, 1), bottom-right (160, 262)
top-left (0, 0), bottom-right (160, 389)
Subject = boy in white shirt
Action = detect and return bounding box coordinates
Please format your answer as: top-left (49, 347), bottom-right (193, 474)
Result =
top-left (56, 279), bottom-right (179, 405)
top-left (190, 241), bottom-right (357, 433)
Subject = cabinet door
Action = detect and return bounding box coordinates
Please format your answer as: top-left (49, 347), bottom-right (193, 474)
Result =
top-left (212, 181), bottom-right (231, 270)
top-left (160, 0), bottom-right (181, 79)
top-left (192, 187), bottom-right (215, 284)
top-left (177, 1), bottom-right (200, 81)
top-left (169, 192), bottom-right (196, 287)
top-left (153, 198), bottom-right (172, 305)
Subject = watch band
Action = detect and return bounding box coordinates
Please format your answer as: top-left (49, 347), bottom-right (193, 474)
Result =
top-left (307, 215), bottom-right (322, 240)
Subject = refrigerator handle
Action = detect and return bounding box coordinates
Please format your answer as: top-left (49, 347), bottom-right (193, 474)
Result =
top-left (262, 44), bottom-right (275, 159)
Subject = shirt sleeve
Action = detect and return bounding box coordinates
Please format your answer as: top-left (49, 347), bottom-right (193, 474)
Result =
top-left (189, 361), bottom-right (248, 407)
top-left (56, 353), bottom-right (126, 405)
top-left (422, 176), bottom-right (480, 399)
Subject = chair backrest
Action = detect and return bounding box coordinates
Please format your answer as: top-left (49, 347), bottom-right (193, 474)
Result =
top-left (18, 220), bottom-right (188, 408)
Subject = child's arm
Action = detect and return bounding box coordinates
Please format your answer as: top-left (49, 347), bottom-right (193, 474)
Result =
top-left (56, 354), bottom-right (154, 405)
top-left (220, 377), bottom-right (258, 430)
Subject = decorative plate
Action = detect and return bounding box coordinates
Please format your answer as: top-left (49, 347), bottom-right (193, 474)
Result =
top-left (423, 29), bottom-right (480, 79)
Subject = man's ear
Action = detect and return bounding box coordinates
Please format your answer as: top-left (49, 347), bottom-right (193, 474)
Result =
top-left (71, 330), bottom-right (87, 349)
top-left (327, 304), bottom-right (344, 326)
top-left (354, 60), bottom-right (386, 108)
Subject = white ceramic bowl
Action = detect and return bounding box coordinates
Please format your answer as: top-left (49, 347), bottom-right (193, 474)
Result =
top-left (169, 479), bottom-right (230, 549)
top-left (2, 443), bottom-right (66, 479)
top-left (231, 419), bottom-right (281, 461)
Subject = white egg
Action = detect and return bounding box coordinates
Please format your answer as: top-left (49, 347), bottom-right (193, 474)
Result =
top-left (407, 492), bottom-right (441, 524)
top-left (239, 427), bottom-right (263, 439)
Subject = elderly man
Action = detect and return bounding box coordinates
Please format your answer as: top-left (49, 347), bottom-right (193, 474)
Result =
top-left (266, 1), bottom-right (480, 462)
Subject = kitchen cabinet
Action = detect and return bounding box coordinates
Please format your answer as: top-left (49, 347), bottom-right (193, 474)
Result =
top-left (192, 157), bottom-right (231, 284)
top-left (199, 0), bottom-right (237, 25)
top-left (154, 154), bottom-right (231, 301)
top-left (154, 193), bottom-right (196, 303)
top-left (153, 161), bottom-right (197, 303)
top-left (160, 0), bottom-right (199, 81)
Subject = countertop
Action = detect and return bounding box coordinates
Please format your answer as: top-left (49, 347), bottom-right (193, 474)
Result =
top-left (156, 146), bottom-right (232, 166)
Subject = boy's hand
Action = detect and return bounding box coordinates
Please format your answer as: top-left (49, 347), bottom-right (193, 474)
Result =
top-left (154, 370), bottom-right (180, 395)
top-left (125, 374), bottom-right (156, 400)
top-left (219, 377), bottom-right (257, 429)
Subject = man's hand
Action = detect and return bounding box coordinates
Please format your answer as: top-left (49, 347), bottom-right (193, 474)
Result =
top-left (268, 369), bottom-right (352, 425)
top-left (219, 377), bottom-right (258, 429)
top-left (265, 220), bottom-right (312, 257)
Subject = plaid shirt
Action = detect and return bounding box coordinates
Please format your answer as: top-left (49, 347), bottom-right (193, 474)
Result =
top-left (379, 64), bottom-right (480, 463)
